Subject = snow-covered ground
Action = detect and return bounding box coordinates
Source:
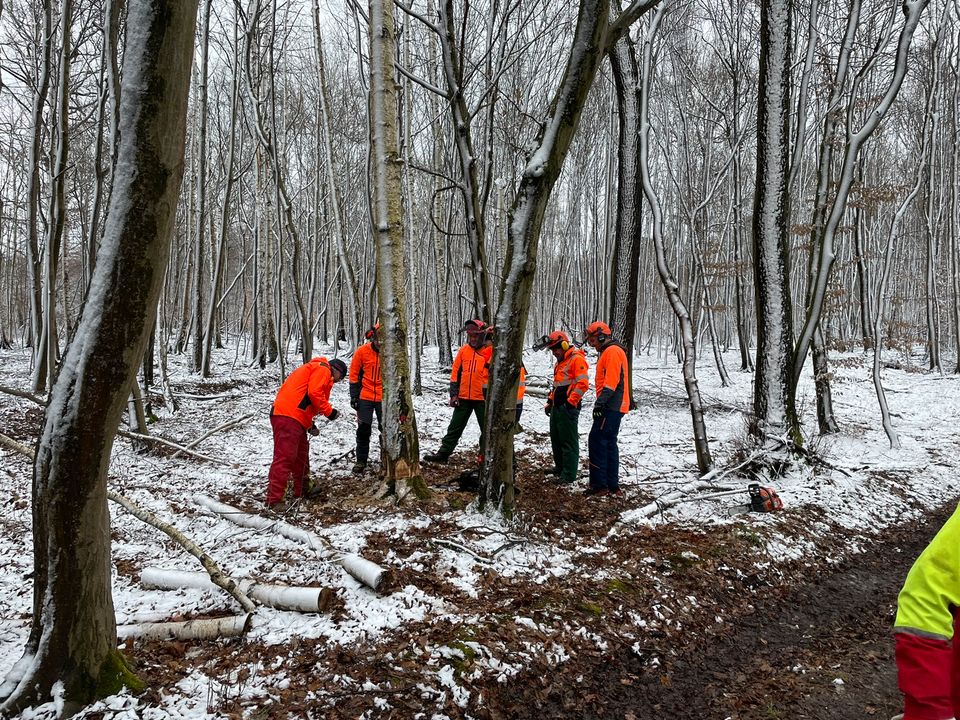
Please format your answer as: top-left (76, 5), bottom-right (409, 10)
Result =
top-left (1, 341), bottom-right (958, 718)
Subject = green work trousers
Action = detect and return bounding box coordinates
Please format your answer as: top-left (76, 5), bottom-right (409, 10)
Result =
top-left (550, 403), bottom-right (581, 483)
top-left (439, 399), bottom-right (486, 456)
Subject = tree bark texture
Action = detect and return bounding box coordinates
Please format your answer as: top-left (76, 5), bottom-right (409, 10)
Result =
top-left (0, 0), bottom-right (198, 710)
top-left (751, 0), bottom-right (800, 442)
top-left (368, 0), bottom-right (426, 499)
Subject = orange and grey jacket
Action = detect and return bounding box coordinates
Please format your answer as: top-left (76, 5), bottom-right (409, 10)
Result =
top-left (450, 343), bottom-right (493, 402)
top-left (349, 343), bottom-right (382, 403)
top-left (549, 347), bottom-right (589, 408)
top-left (594, 341), bottom-right (630, 414)
top-left (271, 357), bottom-right (336, 428)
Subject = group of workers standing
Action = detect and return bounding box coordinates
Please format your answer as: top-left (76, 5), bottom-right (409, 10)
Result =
top-left (264, 319), bottom-right (631, 507)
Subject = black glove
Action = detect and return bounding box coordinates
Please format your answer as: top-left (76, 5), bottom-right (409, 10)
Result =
top-left (592, 406), bottom-right (604, 420)
top-left (307, 424), bottom-right (320, 436)
top-left (328, 409), bottom-right (340, 422)
top-left (544, 402), bottom-right (552, 417)
top-left (350, 397), bottom-right (359, 410)
top-left (449, 396), bottom-right (460, 407)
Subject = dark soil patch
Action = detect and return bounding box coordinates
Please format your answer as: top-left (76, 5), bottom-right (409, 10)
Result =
top-left (478, 504), bottom-right (950, 720)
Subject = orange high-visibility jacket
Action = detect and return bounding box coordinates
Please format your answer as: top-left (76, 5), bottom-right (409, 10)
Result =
top-left (349, 342), bottom-right (382, 403)
top-left (549, 347), bottom-right (589, 407)
top-left (594, 342), bottom-right (630, 413)
top-left (450, 343), bottom-right (493, 401)
top-left (272, 357), bottom-right (336, 428)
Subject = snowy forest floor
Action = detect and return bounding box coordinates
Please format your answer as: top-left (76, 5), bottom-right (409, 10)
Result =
top-left (1, 342), bottom-right (959, 719)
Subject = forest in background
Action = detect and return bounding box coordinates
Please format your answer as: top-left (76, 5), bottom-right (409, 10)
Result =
top-left (0, 0), bottom-right (956, 390)
top-left (2, 0), bottom-right (960, 714)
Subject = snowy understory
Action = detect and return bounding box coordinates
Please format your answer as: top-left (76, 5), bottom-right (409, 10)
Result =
top-left (1, 341), bottom-right (957, 719)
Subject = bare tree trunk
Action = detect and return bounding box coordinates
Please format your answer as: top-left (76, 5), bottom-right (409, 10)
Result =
top-left (191, 0), bottom-right (212, 373)
top-left (0, 0), bottom-right (197, 709)
top-left (312, 11), bottom-right (360, 349)
top-left (751, 0), bottom-right (800, 443)
top-left (480, 0), bottom-right (660, 513)
top-left (201, 0), bottom-right (240, 377)
top-left (26, 0), bottom-right (54, 381)
top-left (368, 0), bottom-right (426, 500)
top-left (791, 0), bottom-right (930, 390)
top-left (608, 33), bottom-right (642, 408)
top-left (637, 6), bottom-right (712, 474)
top-left (437, 0), bottom-right (492, 323)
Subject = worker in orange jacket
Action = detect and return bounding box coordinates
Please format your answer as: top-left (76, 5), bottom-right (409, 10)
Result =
top-left (537, 331), bottom-right (589, 486)
top-left (584, 322), bottom-right (630, 497)
top-left (349, 324), bottom-right (383, 475)
top-left (424, 319), bottom-right (493, 463)
top-left (266, 356), bottom-right (347, 507)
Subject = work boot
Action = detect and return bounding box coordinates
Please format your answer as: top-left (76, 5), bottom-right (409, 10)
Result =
top-left (543, 466), bottom-right (560, 477)
top-left (583, 487), bottom-right (609, 498)
top-left (352, 461), bottom-right (367, 475)
top-left (423, 452), bottom-right (450, 464)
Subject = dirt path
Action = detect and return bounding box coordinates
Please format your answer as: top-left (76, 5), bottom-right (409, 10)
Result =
top-left (481, 504), bottom-right (950, 720)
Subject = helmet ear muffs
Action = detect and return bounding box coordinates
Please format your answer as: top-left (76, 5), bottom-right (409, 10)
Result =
top-left (560, 340), bottom-right (569, 351)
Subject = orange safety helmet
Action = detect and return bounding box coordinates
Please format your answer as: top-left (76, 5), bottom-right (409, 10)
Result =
top-left (463, 319), bottom-right (487, 334)
top-left (365, 323), bottom-right (381, 340)
top-left (585, 321), bottom-right (612, 339)
top-left (546, 330), bottom-right (570, 351)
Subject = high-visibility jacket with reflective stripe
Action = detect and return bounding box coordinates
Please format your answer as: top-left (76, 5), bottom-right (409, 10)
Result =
top-left (594, 342), bottom-right (630, 414)
top-left (895, 503), bottom-right (960, 642)
top-left (349, 342), bottom-right (382, 402)
top-left (450, 343), bottom-right (493, 401)
top-left (272, 357), bottom-right (335, 428)
top-left (549, 348), bottom-right (589, 408)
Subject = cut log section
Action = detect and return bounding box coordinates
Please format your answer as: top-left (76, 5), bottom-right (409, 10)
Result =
top-left (141, 567), bottom-right (335, 613)
top-left (195, 495), bottom-right (392, 593)
top-left (117, 613), bottom-right (251, 641)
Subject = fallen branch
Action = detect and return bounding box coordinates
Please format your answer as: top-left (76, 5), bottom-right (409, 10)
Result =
top-left (117, 614), bottom-right (251, 641)
top-left (196, 495), bottom-right (391, 593)
top-left (141, 567), bottom-right (334, 613)
top-left (173, 411), bottom-right (256, 457)
top-left (1, 429), bottom-right (256, 612)
top-left (109, 492), bottom-right (256, 613)
top-left (0, 384), bottom-right (45, 405)
top-left (0, 432), bottom-right (33, 459)
top-left (117, 429), bottom-right (233, 465)
top-left (633, 479), bottom-right (741, 519)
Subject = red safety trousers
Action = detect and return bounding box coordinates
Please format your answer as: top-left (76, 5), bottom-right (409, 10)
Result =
top-left (896, 611), bottom-right (960, 720)
top-left (265, 415), bottom-right (309, 505)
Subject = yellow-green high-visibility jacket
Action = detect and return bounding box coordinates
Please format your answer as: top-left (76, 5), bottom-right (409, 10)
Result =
top-left (895, 503), bottom-right (960, 641)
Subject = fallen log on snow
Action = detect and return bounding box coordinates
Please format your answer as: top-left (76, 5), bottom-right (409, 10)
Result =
top-left (195, 495), bottom-right (391, 593)
top-left (109, 492), bottom-right (257, 613)
top-left (141, 567), bottom-right (334, 613)
top-left (0, 431), bottom-right (257, 613)
top-left (117, 613), bottom-right (251, 641)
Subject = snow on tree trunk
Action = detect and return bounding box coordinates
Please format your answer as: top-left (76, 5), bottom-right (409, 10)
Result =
top-left (0, 0), bottom-right (198, 710)
top-left (751, 0), bottom-right (800, 443)
top-left (368, 0), bottom-right (426, 500)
